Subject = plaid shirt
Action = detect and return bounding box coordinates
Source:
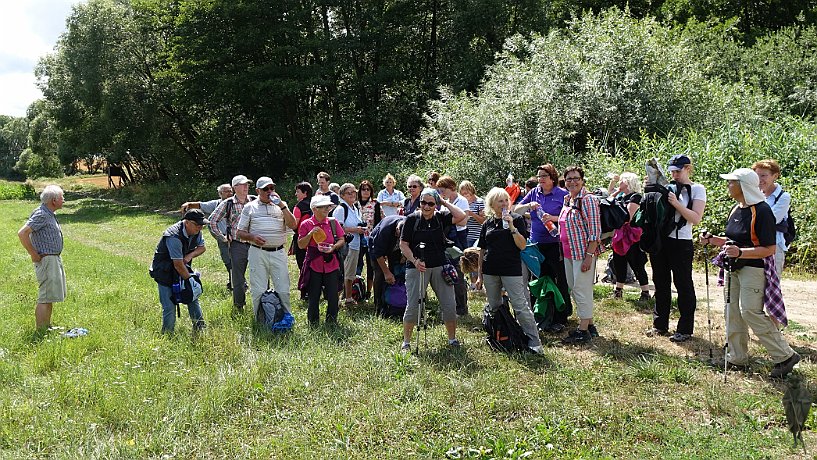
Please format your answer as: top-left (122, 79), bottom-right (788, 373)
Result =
top-left (712, 251), bottom-right (787, 327)
top-left (208, 195), bottom-right (253, 242)
top-left (559, 188), bottom-right (604, 260)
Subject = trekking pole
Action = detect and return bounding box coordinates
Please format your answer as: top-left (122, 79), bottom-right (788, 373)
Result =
top-left (723, 242), bottom-right (736, 383)
top-left (416, 243), bottom-right (427, 354)
top-left (702, 233), bottom-right (714, 363)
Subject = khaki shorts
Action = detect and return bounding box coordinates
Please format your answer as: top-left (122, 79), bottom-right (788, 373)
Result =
top-left (35, 255), bottom-right (67, 303)
top-left (343, 249), bottom-right (360, 281)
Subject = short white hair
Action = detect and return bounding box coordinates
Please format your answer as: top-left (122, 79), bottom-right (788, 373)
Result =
top-left (40, 185), bottom-right (64, 204)
top-left (406, 174), bottom-right (423, 187)
top-left (217, 183), bottom-right (232, 194)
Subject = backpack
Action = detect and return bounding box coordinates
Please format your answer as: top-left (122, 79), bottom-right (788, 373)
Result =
top-left (256, 290), bottom-right (294, 332)
top-left (773, 189), bottom-right (797, 245)
top-left (351, 276), bottom-right (366, 302)
top-left (483, 297), bottom-right (529, 353)
top-left (632, 182), bottom-right (693, 254)
top-left (574, 192), bottom-right (628, 238)
top-left (380, 282), bottom-right (407, 319)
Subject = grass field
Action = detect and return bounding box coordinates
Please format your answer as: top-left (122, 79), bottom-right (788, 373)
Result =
top-left (1, 195), bottom-right (814, 459)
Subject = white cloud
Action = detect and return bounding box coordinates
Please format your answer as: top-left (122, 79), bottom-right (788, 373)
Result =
top-left (0, 0), bottom-right (80, 116)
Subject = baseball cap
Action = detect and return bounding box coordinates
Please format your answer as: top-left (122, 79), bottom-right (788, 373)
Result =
top-left (256, 176), bottom-right (275, 190)
top-left (667, 154), bottom-right (691, 172)
top-left (183, 209), bottom-right (209, 225)
top-left (231, 175), bottom-right (251, 187)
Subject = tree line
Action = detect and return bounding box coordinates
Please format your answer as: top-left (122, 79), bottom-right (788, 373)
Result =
top-left (2, 0), bottom-right (817, 182)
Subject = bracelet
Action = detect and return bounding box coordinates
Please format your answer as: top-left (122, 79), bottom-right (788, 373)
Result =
top-left (736, 248), bottom-right (743, 258)
top-left (585, 252), bottom-right (595, 257)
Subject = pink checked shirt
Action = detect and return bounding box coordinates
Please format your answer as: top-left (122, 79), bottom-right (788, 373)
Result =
top-left (558, 187), bottom-right (604, 260)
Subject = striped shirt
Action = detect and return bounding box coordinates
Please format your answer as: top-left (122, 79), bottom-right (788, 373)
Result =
top-left (465, 197), bottom-right (485, 244)
top-left (237, 200), bottom-right (290, 248)
top-left (558, 188), bottom-right (604, 260)
top-left (208, 195), bottom-right (254, 242)
top-left (25, 204), bottom-right (63, 254)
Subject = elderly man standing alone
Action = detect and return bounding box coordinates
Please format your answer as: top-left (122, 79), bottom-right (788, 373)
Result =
top-left (237, 177), bottom-right (297, 316)
top-left (18, 185), bottom-right (66, 331)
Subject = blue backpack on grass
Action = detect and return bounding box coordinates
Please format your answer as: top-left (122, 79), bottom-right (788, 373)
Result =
top-left (256, 290), bottom-right (294, 332)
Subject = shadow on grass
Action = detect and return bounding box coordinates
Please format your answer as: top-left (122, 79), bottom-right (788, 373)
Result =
top-left (59, 198), bottom-right (167, 224)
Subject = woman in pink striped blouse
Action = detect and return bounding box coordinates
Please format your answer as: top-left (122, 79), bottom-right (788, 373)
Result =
top-left (558, 166), bottom-right (603, 344)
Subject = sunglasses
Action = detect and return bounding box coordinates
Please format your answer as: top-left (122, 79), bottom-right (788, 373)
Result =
top-left (407, 184), bottom-right (420, 189)
top-left (564, 177), bottom-right (582, 182)
top-left (262, 186), bottom-right (275, 192)
top-left (420, 200), bottom-right (436, 207)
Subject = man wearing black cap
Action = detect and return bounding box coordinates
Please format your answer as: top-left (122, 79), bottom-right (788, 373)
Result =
top-left (150, 209), bottom-right (208, 333)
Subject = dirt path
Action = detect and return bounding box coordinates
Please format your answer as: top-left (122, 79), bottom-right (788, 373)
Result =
top-left (599, 259), bottom-right (817, 329)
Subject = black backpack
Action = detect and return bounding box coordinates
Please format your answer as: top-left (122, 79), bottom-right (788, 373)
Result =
top-left (575, 192), bottom-right (629, 236)
top-left (773, 189), bottom-right (797, 245)
top-left (632, 182), bottom-right (693, 254)
top-left (483, 297), bottom-right (529, 353)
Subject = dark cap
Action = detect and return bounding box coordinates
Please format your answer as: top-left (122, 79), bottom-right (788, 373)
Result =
top-left (183, 209), bottom-right (209, 225)
top-left (667, 154), bottom-right (691, 171)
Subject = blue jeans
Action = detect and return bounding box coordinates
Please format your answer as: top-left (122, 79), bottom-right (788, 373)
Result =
top-left (158, 283), bottom-right (204, 333)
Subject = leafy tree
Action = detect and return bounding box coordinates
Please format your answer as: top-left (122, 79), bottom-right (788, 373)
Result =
top-left (0, 116), bottom-right (29, 179)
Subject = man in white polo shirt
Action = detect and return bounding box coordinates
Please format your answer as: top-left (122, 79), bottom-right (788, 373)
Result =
top-left (237, 177), bottom-right (297, 316)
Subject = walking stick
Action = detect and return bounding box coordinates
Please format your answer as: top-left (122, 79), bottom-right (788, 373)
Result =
top-left (416, 243), bottom-right (427, 353)
top-left (723, 261), bottom-right (733, 383)
top-left (703, 240), bottom-right (713, 362)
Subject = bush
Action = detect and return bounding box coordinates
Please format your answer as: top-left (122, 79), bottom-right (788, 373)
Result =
top-left (0, 181), bottom-right (37, 200)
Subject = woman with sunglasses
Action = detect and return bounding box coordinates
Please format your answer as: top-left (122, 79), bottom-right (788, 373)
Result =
top-left (398, 188), bottom-right (467, 352)
top-left (558, 166), bottom-right (603, 344)
top-left (357, 180), bottom-right (379, 301)
top-left (403, 174), bottom-right (424, 215)
top-left (297, 195), bottom-right (347, 325)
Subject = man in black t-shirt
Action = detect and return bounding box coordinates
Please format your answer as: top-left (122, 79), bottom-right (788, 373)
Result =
top-left (398, 189), bottom-right (467, 353)
top-left (703, 168), bottom-right (799, 379)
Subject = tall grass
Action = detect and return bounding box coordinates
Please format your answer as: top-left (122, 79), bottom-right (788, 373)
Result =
top-left (0, 197), bottom-right (813, 458)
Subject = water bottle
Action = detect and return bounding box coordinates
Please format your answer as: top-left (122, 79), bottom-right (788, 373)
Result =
top-left (172, 280), bottom-right (182, 303)
top-left (502, 208), bottom-right (509, 229)
top-left (271, 196), bottom-right (281, 205)
top-left (545, 220), bottom-right (559, 237)
top-left (506, 172), bottom-right (514, 187)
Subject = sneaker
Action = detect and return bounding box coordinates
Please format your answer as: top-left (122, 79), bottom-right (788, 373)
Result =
top-left (613, 288), bottom-right (623, 299)
top-left (562, 328), bottom-right (591, 344)
top-left (400, 342), bottom-right (411, 353)
top-left (770, 352), bottom-right (801, 379)
top-left (669, 332), bottom-right (692, 343)
top-left (588, 324), bottom-right (599, 338)
top-left (645, 327), bottom-right (669, 337)
top-left (529, 345), bottom-right (545, 355)
top-left (449, 339), bottom-right (461, 348)
top-left (639, 291), bottom-right (651, 301)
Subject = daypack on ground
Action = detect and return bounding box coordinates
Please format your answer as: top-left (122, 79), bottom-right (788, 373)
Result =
top-left (631, 182), bottom-right (693, 254)
top-left (773, 189), bottom-right (797, 245)
top-left (380, 282), bottom-right (407, 319)
top-left (256, 290), bottom-right (294, 332)
top-left (351, 275), bottom-right (366, 302)
top-left (483, 297), bottom-right (529, 353)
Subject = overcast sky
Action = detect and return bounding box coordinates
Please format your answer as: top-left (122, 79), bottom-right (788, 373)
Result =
top-left (0, 0), bottom-right (79, 117)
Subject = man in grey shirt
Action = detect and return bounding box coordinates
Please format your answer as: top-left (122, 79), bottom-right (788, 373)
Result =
top-left (18, 185), bottom-right (66, 330)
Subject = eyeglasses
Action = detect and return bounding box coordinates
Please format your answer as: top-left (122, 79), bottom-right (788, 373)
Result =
top-left (407, 184), bottom-right (420, 189)
top-left (262, 186), bottom-right (275, 192)
top-left (564, 177), bottom-right (582, 182)
top-left (420, 200), bottom-right (436, 207)
top-left (315, 205), bottom-right (331, 210)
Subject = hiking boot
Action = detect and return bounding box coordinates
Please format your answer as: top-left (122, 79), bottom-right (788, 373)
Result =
top-left (449, 339), bottom-right (462, 348)
top-left (770, 352), bottom-right (801, 379)
top-left (713, 358), bottom-right (749, 372)
top-left (669, 332), bottom-right (692, 343)
top-left (529, 345), bottom-right (545, 355)
top-left (545, 323), bottom-right (565, 333)
top-left (588, 324), bottom-right (599, 338)
top-left (639, 291), bottom-right (651, 301)
top-left (400, 342), bottom-right (411, 353)
top-left (613, 288), bottom-right (623, 299)
top-left (562, 328), bottom-right (592, 345)
top-left (645, 327), bottom-right (669, 337)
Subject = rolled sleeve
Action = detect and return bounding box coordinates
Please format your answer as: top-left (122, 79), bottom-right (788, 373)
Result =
top-left (583, 195), bottom-right (602, 241)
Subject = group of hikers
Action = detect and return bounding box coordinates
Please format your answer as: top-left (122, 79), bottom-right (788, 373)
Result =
top-left (18, 155), bottom-right (800, 378)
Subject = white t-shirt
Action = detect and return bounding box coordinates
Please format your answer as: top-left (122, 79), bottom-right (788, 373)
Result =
top-left (669, 182), bottom-right (706, 240)
top-left (332, 202), bottom-right (363, 251)
top-left (452, 194), bottom-right (469, 231)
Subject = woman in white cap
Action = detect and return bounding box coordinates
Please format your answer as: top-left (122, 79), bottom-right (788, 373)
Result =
top-left (701, 168), bottom-right (799, 378)
top-left (297, 195), bottom-right (347, 325)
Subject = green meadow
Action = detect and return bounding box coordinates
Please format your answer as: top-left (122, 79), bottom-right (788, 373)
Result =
top-left (0, 196), bottom-right (813, 459)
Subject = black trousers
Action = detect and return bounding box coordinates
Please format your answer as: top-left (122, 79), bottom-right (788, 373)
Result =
top-left (649, 237), bottom-right (696, 334)
top-left (536, 242), bottom-right (572, 324)
top-left (612, 245), bottom-right (649, 286)
top-left (307, 268), bottom-right (340, 324)
top-left (372, 262), bottom-right (386, 315)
